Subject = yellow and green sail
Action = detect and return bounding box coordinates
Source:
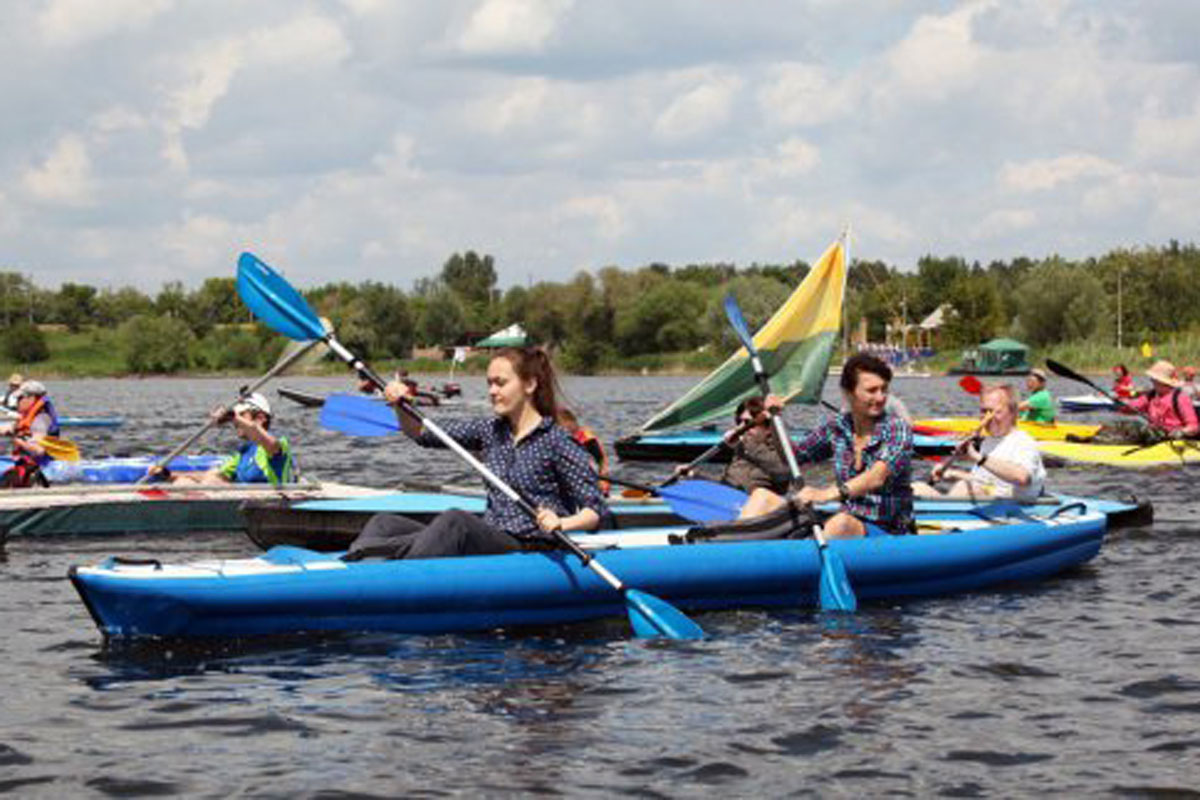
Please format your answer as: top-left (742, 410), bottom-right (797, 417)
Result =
top-left (640, 232), bottom-right (848, 433)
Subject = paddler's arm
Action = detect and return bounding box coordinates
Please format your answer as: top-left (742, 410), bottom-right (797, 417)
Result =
top-left (384, 380), bottom-right (425, 439)
top-left (963, 439), bottom-right (1032, 487)
top-left (536, 506), bottom-right (601, 533)
top-left (797, 460), bottom-right (892, 505)
top-left (12, 435), bottom-right (46, 459)
top-left (230, 409), bottom-right (281, 455)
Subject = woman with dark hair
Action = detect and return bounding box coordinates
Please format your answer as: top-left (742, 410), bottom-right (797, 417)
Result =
top-left (345, 347), bottom-right (607, 560)
top-left (764, 353), bottom-right (914, 539)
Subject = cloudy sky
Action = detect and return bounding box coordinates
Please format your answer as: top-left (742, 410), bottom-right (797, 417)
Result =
top-left (2, 0), bottom-right (1198, 292)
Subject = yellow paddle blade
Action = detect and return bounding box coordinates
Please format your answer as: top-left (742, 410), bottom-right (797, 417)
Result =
top-left (41, 435), bottom-right (81, 461)
top-left (1141, 342), bottom-right (1153, 358)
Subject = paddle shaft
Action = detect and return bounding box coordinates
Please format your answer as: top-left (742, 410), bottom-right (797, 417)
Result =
top-left (327, 337), bottom-right (633, 592)
top-left (659, 415), bottom-right (759, 487)
top-left (1046, 359), bottom-right (1155, 426)
top-left (137, 338), bottom-right (326, 484)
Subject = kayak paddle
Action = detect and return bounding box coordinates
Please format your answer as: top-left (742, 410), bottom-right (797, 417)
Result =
top-left (605, 475), bottom-right (748, 523)
top-left (723, 293), bottom-right (856, 612)
top-left (958, 375), bottom-right (983, 395)
top-left (238, 252), bottom-right (704, 641)
top-left (322, 393), bottom-right (747, 525)
top-left (659, 414), bottom-right (760, 488)
top-left (37, 435), bottom-right (80, 462)
top-left (137, 322), bottom-right (329, 484)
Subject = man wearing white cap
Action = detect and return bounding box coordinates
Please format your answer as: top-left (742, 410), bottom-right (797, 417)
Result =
top-left (153, 392), bottom-right (296, 485)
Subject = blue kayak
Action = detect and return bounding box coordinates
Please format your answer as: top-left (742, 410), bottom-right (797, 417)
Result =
top-left (615, 429), bottom-right (954, 463)
top-left (241, 490), bottom-right (1149, 553)
top-left (0, 454), bottom-right (224, 484)
top-left (71, 505), bottom-right (1108, 639)
top-left (58, 416), bottom-right (125, 428)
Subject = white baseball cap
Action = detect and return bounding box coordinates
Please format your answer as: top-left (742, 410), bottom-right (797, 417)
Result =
top-left (233, 392), bottom-right (272, 417)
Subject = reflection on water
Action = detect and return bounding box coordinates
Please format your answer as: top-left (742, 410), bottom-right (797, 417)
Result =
top-left (1, 375), bottom-right (1197, 795)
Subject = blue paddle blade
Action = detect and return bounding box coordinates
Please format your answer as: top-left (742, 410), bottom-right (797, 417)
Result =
top-left (723, 293), bottom-right (755, 351)
top-left (237, 253), bottom-right (326, 342)
top-left (319, 393), bottom-right (398, 437)
top-left (625, 589), bottom-right (705, 640)
top-left (818, 544), bottom-right (857, 612)
top-left (657, 479), bottom-right (747, 523)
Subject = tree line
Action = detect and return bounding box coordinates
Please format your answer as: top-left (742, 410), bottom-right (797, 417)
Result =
top-left (2, 242), bottom-right (1198, 374)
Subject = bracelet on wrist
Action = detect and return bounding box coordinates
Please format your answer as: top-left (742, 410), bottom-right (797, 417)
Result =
top-left (836, 478), bottom-right (850, 502)
top-left (977, 454), bottom-right (988, 468)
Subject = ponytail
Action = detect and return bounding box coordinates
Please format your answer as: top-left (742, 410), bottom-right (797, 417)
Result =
top-left (493, 346), bottom-right (561, 419)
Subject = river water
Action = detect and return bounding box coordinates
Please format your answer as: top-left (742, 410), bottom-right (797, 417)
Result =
top-left (1, 374), bottom-right (1197, 797)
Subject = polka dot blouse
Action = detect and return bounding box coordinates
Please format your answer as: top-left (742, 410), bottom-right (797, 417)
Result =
top-left (415, 416), bottom-right (609, 538)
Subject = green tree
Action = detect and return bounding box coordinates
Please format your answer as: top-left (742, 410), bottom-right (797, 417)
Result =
top-left (418, 290), bottom-right (466, 346)
top-left (941, 272), bottom-right (1006, 347)
top-left (1014, 259), bottom-right (1107, 346)
top-left (361, 282), bottom-right (414, 358)
top-left (121, 315), bottom-right (195, 373)
top-left (615, 281), bottom-right (708, 355)
top-left (94, 287), bottom-right (154, 327)
top-left (4, 322), bottom-right (49, 363)
top-left (441, 251), bottom-right (497, 307)
top-left (55, 283), bottom-right (97, 332)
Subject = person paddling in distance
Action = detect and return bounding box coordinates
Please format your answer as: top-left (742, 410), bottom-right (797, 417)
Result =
top-left (914, 383), bottom-right (1046, 502)
top-left (672, 396), bottom-right (791, 518)
top-left (1126, 360), bottom-right (1200, 439)
top-left (2, 372), bottom-right (24, 413)
top-left (148, 392), bottom-right (296, 485)
top-left (745, 353), bottom-right (914, 538)
top-left (1111, 364), bottom-right (1136, 400)
top-left (344, 347), bottom-right (607, 561)
top-left (0, 380), bottom-right (60, 487)
top-left (1018, 367), bottom-right (1056, 423)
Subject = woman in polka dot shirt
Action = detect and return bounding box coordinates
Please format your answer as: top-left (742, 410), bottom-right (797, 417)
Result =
top-left (345, 347), bottom-right (608, 560)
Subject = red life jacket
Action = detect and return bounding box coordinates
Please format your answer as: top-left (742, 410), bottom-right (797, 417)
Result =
top-left (571, 426), bottom-right (610, 493)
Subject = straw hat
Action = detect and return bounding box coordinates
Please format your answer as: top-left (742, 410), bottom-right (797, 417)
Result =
top-left (1145, 360), bottom-right (1181, 388)
top-left (1029, 367), bottom-right (1047, 382)
top-left (8, 372), bottom-right (23, 386)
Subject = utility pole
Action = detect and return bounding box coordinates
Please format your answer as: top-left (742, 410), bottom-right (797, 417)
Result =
top-left (1116, 266), bottom-right (1123, 348)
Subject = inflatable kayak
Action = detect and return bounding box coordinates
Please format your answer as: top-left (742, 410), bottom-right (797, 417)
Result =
top-left (615, 429), bottom-right (955, 462)
top-left (2, 409), bottom-right (123, 428)
top-left (0, 481), bottom-right (388, 539)
top-left (1038, 439), bottom-right (1200, 468)
top-left (242, 490), bottom-right (1149, 552)
top-left (0, 454), bottom-right (224, 485)
top-left (913, 417), bottom-right (1102, 442)
top-left (1060, 394), bottom-right (1200, 415)
top-left (70, 505), bottom-right (1108, 640)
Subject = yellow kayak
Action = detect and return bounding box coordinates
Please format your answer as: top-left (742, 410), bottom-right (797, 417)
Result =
top-left (1038, 439), bottom-right (1200, 468)
top-left (913, 417), bottom-right (1102, 442)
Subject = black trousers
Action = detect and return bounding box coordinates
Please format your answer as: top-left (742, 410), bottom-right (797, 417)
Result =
top-left (344, 509), bottom-right (526, 561)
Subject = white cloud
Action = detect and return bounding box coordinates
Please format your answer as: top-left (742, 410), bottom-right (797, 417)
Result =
top-left (773, 137), bottom-right (820, 176)
top-left (38, 0), bottom-right (172, 47)
top-left (999, 153), bottom-right (1120, 192)
top-left (653, 71), bottom-right (743, 141)
top-left (972, 208), bottom-right (1037, 239)
top-left (883, 3), bottom-right (989, 101)
top-left (456, 0), bottom-right (574, 55)
top-left (758, 63), bottom-right (853, 128)
top-left (22, 133), bottom-right (94, 205)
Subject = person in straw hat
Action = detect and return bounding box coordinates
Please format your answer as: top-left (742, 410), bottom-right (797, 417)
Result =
top-left (1125, 360), bottom-right (1199, 439)
top-left (1018, 367), bottom-right (1056, 424)
top-left (2, 372), bottom-right (24, 413)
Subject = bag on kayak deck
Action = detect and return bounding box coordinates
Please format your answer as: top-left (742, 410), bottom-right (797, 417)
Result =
top-left (0, 456), bottom-right (49, 489)
top-left (678, 500), bottom-right (815, 544)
